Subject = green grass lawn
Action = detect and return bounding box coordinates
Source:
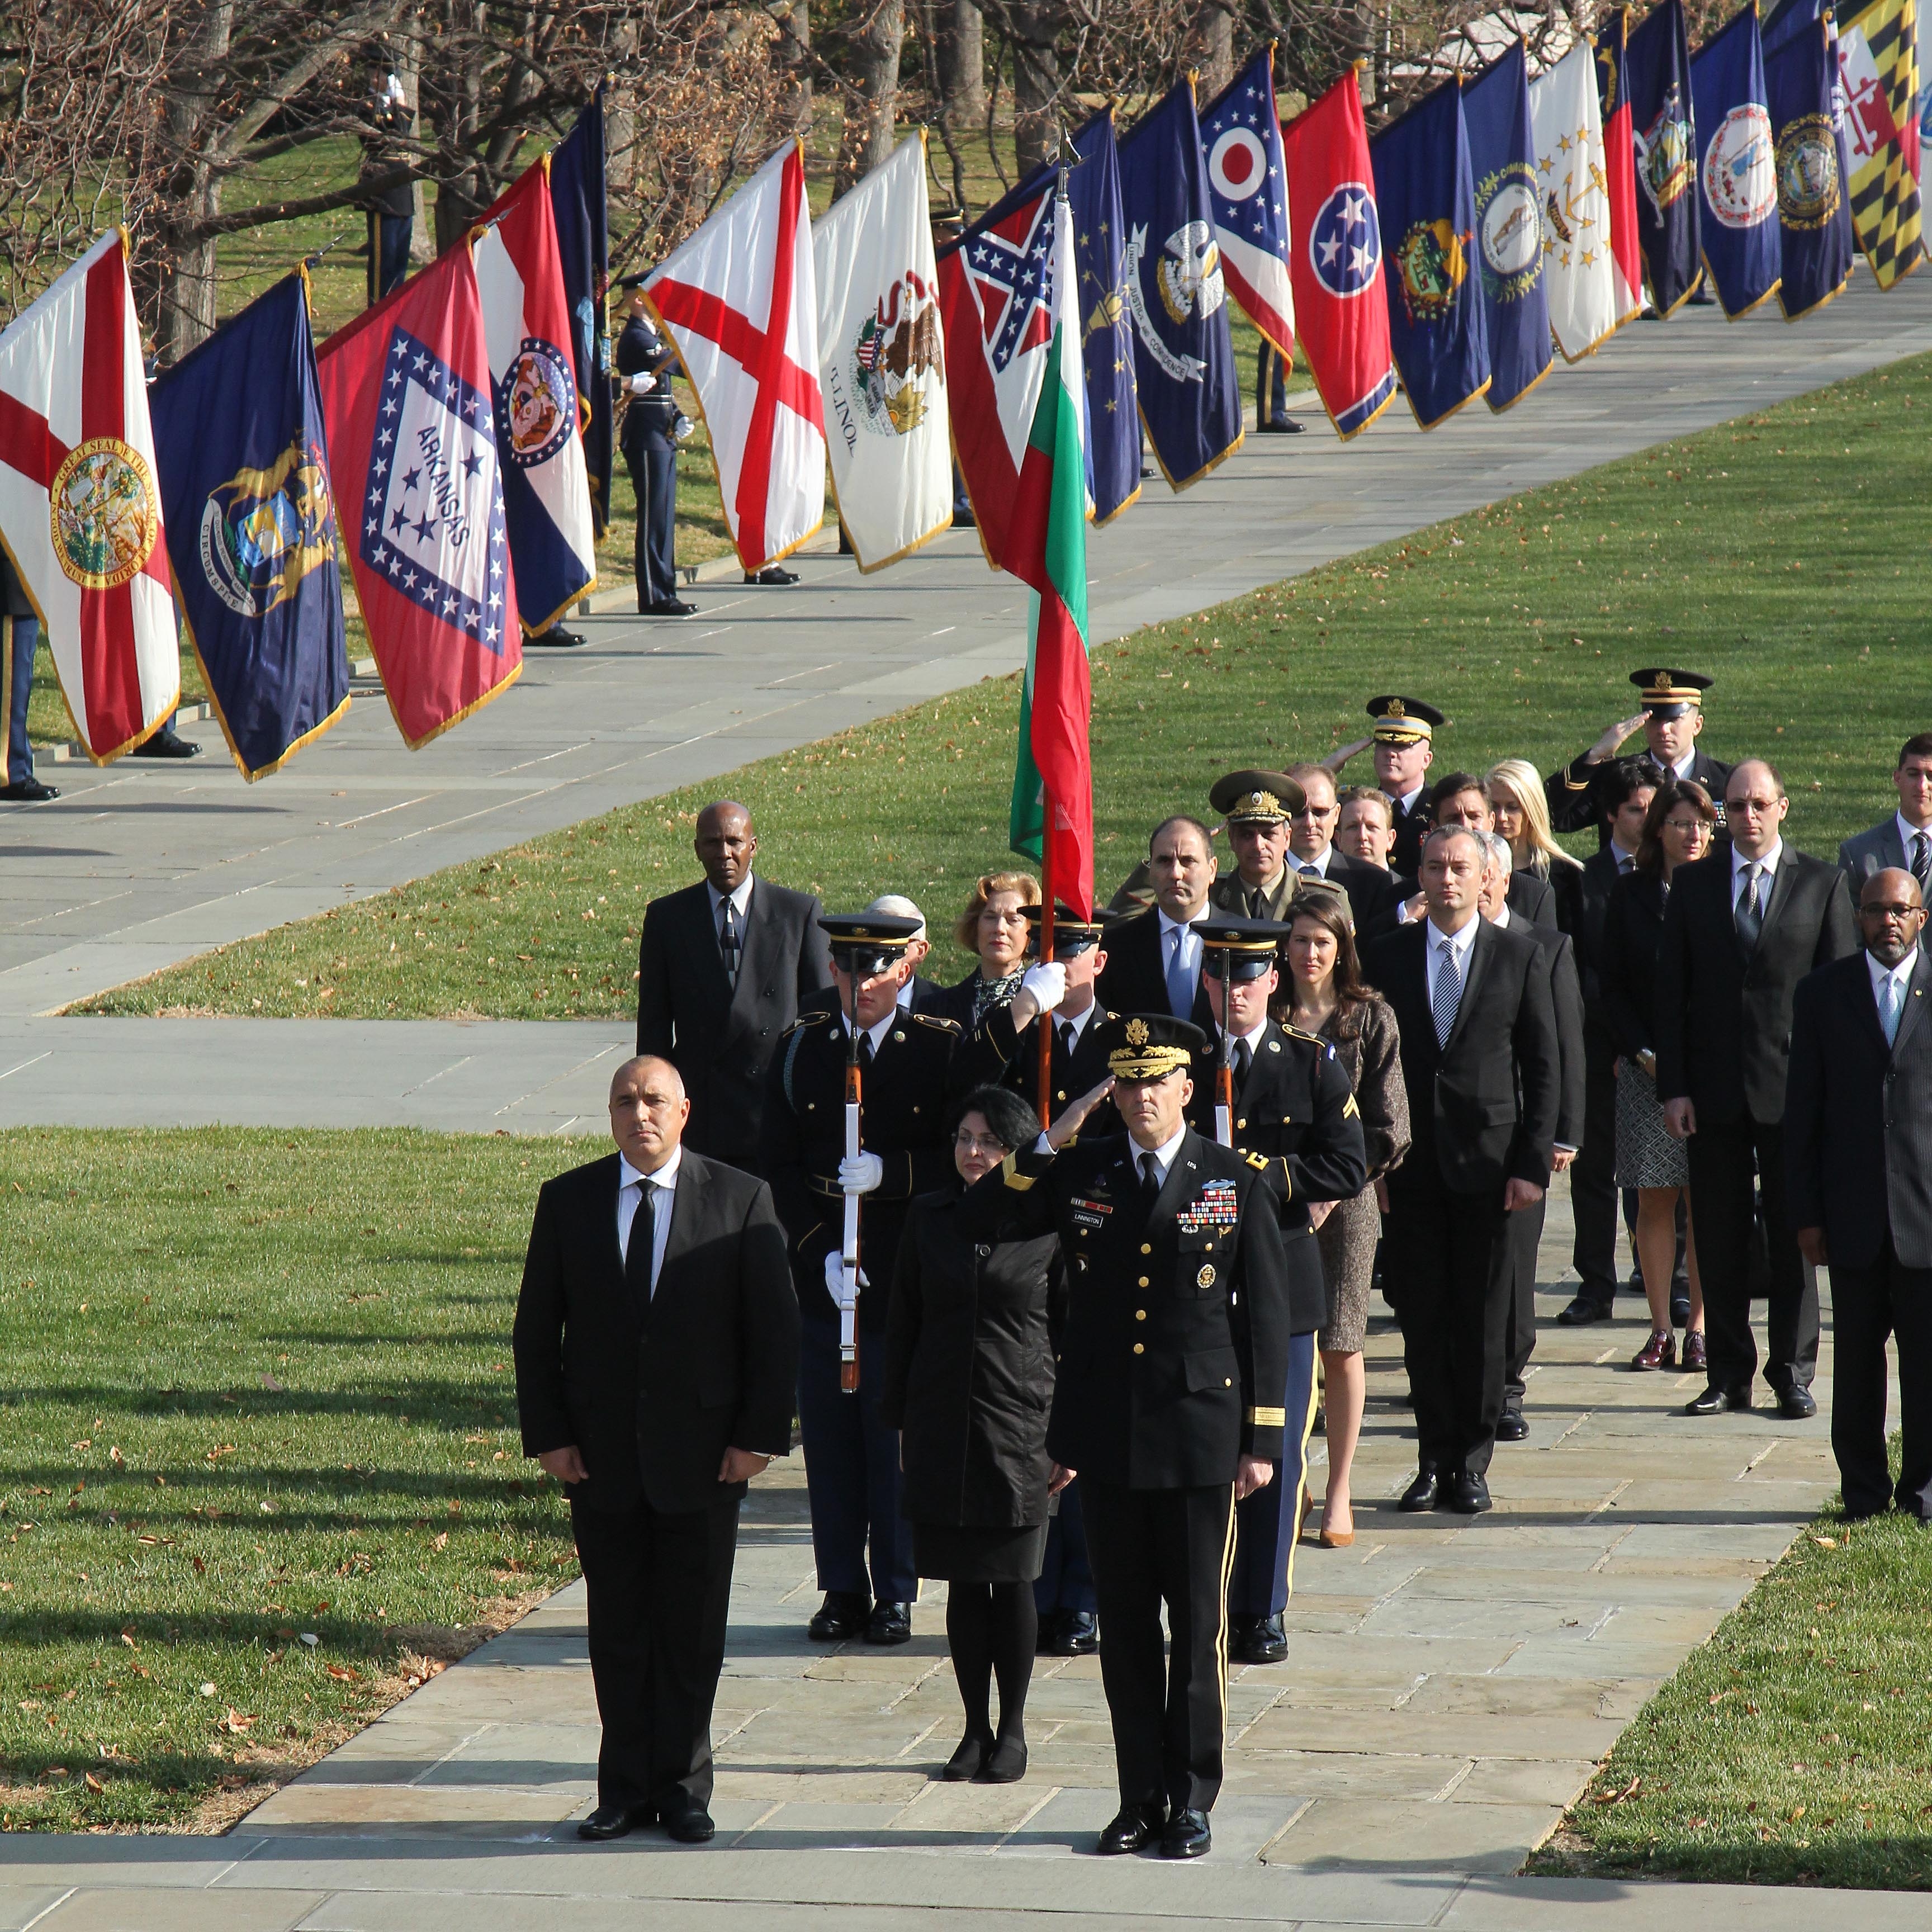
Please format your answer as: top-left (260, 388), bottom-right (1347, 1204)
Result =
top-left (80, 349), bottom-right (1932, 1019)
top-left (0, 1127), bottom-right (575, 1831)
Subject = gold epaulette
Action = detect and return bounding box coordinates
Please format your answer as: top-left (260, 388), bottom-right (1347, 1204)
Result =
top-left (1244, 1150), bottom-right (1269, 1172)
top-left (913, 1012), bottom-right (964, 1037)
top-left (1281, 1022), bottom-right (1325, 1046)
top-left (779, 1010), bottom-right (832, 1037)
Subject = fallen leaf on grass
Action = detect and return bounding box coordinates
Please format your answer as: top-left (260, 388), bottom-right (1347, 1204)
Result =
top-left (432, 1531), bottom-right (448, 1551)
top-left (84, 1772), bottom-right (103, 1793)
top-left (191, 1555), bottom-right (206, 1575)
top-left (1813, 1536), bottom-right (1838, 1549)
top-left (1594, 1775), bottom-right (1642, 1806)
top-left (217, 1708), bottom-right (257, 1734)
top-left (324, 1664), bottom-right (360, 1683)
top-left (1708, 1690), bottom-right (1732, 1706)
top-left (1788, 1805), bottom-right (1806, 1823)
top-left (1687, 1815), bottom-right (1708, 1828)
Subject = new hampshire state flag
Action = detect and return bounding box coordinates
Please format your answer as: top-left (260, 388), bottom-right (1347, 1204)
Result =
top-left (1765, 10), bottom-right (1855, 316)
top-left (1690, 6), bottom-right (1782, 316)
top-left (1627, 0), bottom-right (1705, 312)
top-left (149, 273), bottom-right (350, 780)
top-left (1464, 39), bottom-right (1551, 411)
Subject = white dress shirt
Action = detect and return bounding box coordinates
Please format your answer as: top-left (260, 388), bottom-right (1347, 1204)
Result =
top-left (617, 1145), bottom-right (682, 1294)
top-left (1869, 945), bottom-right (1918, 1035)
top-left (706, 873), bottom-right (754, 929)
top-left (1220, 1016), bottom-right (1270, 1059)
top-left (1393, 784), bottom-right (1424, 818)
top-left (1608, 839), bottom-right (1639, 874)
top-left (1731, 837), bottom-right (1783, 911)
top-left (1486, 903), bottom-right (1511, 929)
top-left (1423, 913), bottom-right (1480, 1007)
top-left (1670, 749), bottom-right (1699, 780)
top-left (1056, 1000), bottom-right (1097, 1049)
top-left (1295, 846), bottom-right (1334, 878)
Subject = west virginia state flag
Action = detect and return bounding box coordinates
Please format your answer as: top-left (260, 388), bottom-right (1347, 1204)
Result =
top-left (1836, 0), bottom-right (1926, 287)
top-left (1690, 5), bottom-right (1782, 316)
top-left (1765, 10), bottom-right (1856, 316)
top-left (1627, 0), bottom-right (1705, 312)
top-left (1465, 39), bottom-right (1552, 411)
top-left (150, 272), bottom-right (350, 780)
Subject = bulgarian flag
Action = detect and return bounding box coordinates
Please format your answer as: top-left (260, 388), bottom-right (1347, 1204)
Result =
top-left (1006, 187), bottom-right (1095, 920)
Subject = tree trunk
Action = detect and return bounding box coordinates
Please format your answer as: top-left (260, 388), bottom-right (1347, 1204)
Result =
top-left (773, 0), bottom-right (813, 140)
top-left (1009, 0), bottom-right (1062, 177)
top-left (935, 0), bottom-right (984, 129)
top-left (607, 13), bottom-right (641, 196)
top-left (1188, 0), bottom-right (1235, 102)
top-left (154, 1), bottom-right (236, 364)
top-left (834, 0), bottom-right (906, 196)
top-left (394, 17), bottom-right (433, 265)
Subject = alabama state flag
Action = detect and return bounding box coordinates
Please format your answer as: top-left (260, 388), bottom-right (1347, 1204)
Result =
top-left (316, 240), bottom-right (522, 749)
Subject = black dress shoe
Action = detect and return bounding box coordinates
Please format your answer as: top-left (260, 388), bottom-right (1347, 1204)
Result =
top-left (131, 722), bottom-right (202, 758)
top-left (577, 1801), bottom-right (644, 1840)
top-left (642, 597), bottom-right (696, 617)
top-left (1035, 1610), bottom-right (1063, 1655)
top-left (807, 1590), bottom-right (870, 1641)
top-left (1495, 1409), bottom-right (1529, 1443)
top-left (1445, 1471), bottom-right (1491, 1514)
top-left (1398, 1468), bottom-right (1439, 1512)
top-left (1776, 1386), bottom-right (1818, 1419)
top-left (941, 1730), bottom-right (991, 1781)
top-left (744, 564), bottom-right (799, 585)
top-left (1096, 1803), bottom-right (1164, 1855)
top-left (864, 1599), bottom-right (912, 1645)
top-left (1257, 417), bottom-right (1305, 434)
top-left (1669, 1292), bottom-right (1692, 1328)
top-left (1161, 1808), bottom-right (1212, 1858)
top-left (1684, 1383), bottom-right (1751, 1417)
top-left (0, 775), bottom-right (59, 802)
top-left (1556, 1296), bottom-right (1612, 1327)
top-left (660, 1794), bottom-right (715, 1843)
top-left (1055, 1609), bottom-right (1098, 1655)
top-left (978, 1734), bottom-right (1028, 1783)
top-left (1236, 1613), bottom-right (1288, 1664)
top-left (528, 623), bottom-right (586, 647)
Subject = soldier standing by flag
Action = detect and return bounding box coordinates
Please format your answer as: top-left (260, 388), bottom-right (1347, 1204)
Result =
top-left (615, 278), bottom-right (695, 619)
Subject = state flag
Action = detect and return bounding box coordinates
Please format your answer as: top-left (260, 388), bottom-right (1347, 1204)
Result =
top-left (1627, 0), bottom-right (1706, 312)
top-left (1596, 10), bottom-right (1648, 325)
top-left (1835, 0), bottom-right (1926, 286)
top-left (1200, 44), bottom-right (1296, 362)
top-left (1765, 10), bottom-right (1857, 317)
top-left (1690, 6), bottom-right (1783, 316)
top-left (549, 87), bottom-right (614, 536)
top-left (0, 231), bottom-right (178, 763)
top-left (1531, 40), bottom-right (1625, 359)
top-left (1064, 111), bottom-right (1141, 525)
top-left (1465, 39), bottom-right (1552, 411)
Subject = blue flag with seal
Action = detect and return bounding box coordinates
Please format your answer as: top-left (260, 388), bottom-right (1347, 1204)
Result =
top-left (1627, 0), bottom-right (1704, 311)
top-left (1371, 76), bottom-right (1490, 427)
top-left (1117, 79), bottom-right (1243, 489)
top-left (149, 272), bottom-right (350, 781)
top-left (1463, 39), bottom-right (1551, 410)
top-left (1765, 8), bottom-right (1855, 315)
top-left (550, 86), bottom-right (614, 538)
top-left (1690, 5), bottom-right (1783, 315)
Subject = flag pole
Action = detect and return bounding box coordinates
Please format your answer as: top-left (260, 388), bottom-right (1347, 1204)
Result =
top-left (1036, 795), bottom-right (1055, 1128)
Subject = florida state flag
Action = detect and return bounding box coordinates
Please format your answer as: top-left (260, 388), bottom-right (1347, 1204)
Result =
top-left (0, 231), bottom-right (179, 762)
top-left (316, 241), bottom-right (522, 749)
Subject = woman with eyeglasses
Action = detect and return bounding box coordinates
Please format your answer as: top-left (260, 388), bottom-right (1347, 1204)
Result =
top-left (929, 872), bottom-right (1043, 1028)
top-left (878, 1083), bottom-right (1064, 1784)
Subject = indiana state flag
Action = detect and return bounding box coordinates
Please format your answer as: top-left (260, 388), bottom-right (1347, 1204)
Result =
top-left (1117, 79), bottom-right (1243, 489)
top-left (1064, 110), bottom-right (1140, 524)
top-left (1690, 6), bottom-right (1782, 315)
top-left (1627, 0), bottom-right (1705, 311)
top-left (1464, 39), bottom-right (1552, 411)
top-left (149, 273), bottom-right (349, 780)
top-left (1371, 77), bottom-right (1490, 427)
top-left (1765, 10), bottom-right (1855, 316)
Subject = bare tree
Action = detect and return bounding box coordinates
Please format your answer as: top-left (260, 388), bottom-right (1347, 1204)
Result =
top-left (831, 0), bottom-right (907, 195)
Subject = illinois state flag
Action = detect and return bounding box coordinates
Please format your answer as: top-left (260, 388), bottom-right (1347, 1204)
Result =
top-left (316, 240), bottom-right (522, 750)
top-left (1690, 6), bottom-right (1782, 316)
top-left (1281, 73), bottom-right (1396, 439)
top-left (475, 160), bottom-right (598, 634)
top-left (0, 231), bottom-right (178, 763)
top-left (1201, 45), bottom-right (1296, 361)
top-left (647, 141), bottom-right (826, 572)
top-left (1531, 40), bottom-right (1624, 360)
top-left (1596, 10), bottom-right (1647, 325)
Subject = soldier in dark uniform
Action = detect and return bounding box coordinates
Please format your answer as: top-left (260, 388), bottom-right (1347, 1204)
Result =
top-left (614, 280), bottom-right (694, 618)
top-left (1187, 919), bottom-right (1366, 1665)
top-left (1106, 769), bottom-right (1310, 920)
top-left (1, 547), bottom-right (55, 803)
top-left (760, 913), bottom-right (963, 1646)
top-left (1325, 698), bottom-right (1447, 877)
top-left (1546, 669), bottom-right (1732, 842)
top-left (965, 1014), bottom-right (1291, 1860)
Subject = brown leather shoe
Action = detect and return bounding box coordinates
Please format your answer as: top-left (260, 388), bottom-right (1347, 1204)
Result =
top-left (1682, 1330), bottom-right (1708, 1372)
top-left (1631, 1330), bottom-right (1676, 1371)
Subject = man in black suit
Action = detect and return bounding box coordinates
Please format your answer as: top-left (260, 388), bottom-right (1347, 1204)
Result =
top-left (1363, 826), bottom-right (1560, 1514)
top-left (1655, 759), bottom-right (1859, 1418)
top-left (1547, 667), bottom-right (1732, 842)
top-left (1788, 870), bottom-right (1932, 1520)
top-left (636, 799), bottom-right (831, 1170)
top-left (1285, 763), bottom-right (1398, 932)
top-left (1097, 816), bottom-right (1220, 1031)
top-left (513, 1055), bottom-right (799, 1844)
top-left (1105, 772), bottom-right (1313, 923)
top-left (1324, 695), bottom-right (1447, 877)
top-left (1838, 731), bottom-right (1932, 894)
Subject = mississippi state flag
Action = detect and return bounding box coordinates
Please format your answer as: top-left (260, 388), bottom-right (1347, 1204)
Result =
top-left (316, 242), bottom-right (522, 750)
top-left (1200, 45), bottom-right (1296, 361)
top-left (647, 141), bottom-right (826, 572)
top-left (475, 160), bottom-right (598, 633)
top-left (1280, 75), bottom-right (1397, 439)
top-left (0, 231), bottom-right (179, 763)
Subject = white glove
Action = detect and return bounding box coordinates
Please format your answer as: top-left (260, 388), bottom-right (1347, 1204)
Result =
top-left (839, 1152), bottom-right (884, 1194)
top-left (823, 1252), bottom-right (868, 1296)
top-left (1020, 961), bottom-right (1068, 1015)
top-left (627, 371), bottom-right (657, 395)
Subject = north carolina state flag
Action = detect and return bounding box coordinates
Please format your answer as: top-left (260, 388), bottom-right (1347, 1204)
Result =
top-left (316, 242), bottom-right (522, 749)
top-left (1596, 9), bottom-right (1647, 325)
top-left (0, 231), bottom-right (179, 762)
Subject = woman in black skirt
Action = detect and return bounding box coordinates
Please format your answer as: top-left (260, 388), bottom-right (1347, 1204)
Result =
top-left (879, 1083), bottom-right (1063, 1784)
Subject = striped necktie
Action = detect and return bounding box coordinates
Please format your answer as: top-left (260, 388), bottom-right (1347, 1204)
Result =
top-left (718, 894), bottom-right (740, 986)
top-left (1432, 934), bottom-right (1463, 1048)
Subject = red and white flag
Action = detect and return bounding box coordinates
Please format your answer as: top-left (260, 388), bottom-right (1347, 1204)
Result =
top-left (0, 232), bottom-right (179, 762)
top-left (646, 142), bottom-right (826, 572)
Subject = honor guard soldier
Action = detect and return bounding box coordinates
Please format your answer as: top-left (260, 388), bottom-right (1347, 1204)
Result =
top-left (1547, 669), bottom-right (1732, 841)
top-left (1326, 698), bottom-right (1446, 877)
top-left (964, 1013), bottom-right (1291, 1860)
top-left (1187, 918), bottom-right (1367, 1664)
top-left (759, 913), bottom-right (963, 1646)
top-left (615, 278), bottom-right (695, 618)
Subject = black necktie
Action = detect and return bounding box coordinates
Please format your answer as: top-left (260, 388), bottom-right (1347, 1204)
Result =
top-left (1914, 832), bottom-right (1932, 898)
top-left (1246, 886), bottom-right (1267, 919)
top-left (718, 896), bottom-right (740, 987)
top-left (1735, 862), bottom-right (1764, 953)
top-left (624, 1179), bottom-right (656, 1318)
top-left (1058, 1019), bottom-right (1075, 1059)
top-left (1140, 1150), bottom-right (1162, 1209)
top-left (1234, 1035), bottom-right (1253, 1085)
top-left (859, 1029), bottom-right (875, 1068)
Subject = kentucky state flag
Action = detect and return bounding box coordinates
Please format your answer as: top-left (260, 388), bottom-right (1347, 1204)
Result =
top-left (1370, 77), bottom-right (1490, 427)
top-left (1765, 10), bottom-right (1856, 316)
top-left (549, 87), bottom-right (614, 537)
top-left (1201, 45), bottom-right (1296, 362)
top-left (1117, 79), bottom-right (1243, 489)
top-left (1690, 6), bottom-right (1782, 315)
top-left (1464, 39), bottom-right (1551, 411)
top-left (149, 273), bottom-right (350, 780)
top-left (1836, 0), bottom-right (1926, 287)
top-left (316, 240), bottom-right (521, 750)
top-left (1627, 0), bottom-right (1705, 312)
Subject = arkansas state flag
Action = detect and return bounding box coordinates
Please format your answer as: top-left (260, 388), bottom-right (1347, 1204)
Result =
top-left (1595, 10), bottom-right (1647, 325)
top-left (647, 141), bottom-right (827, 572)
top-left (0, 231), bottom-right (178, 763)
top-left (316, 241), bottom-right (522, 750)
top-left (1200, 44), bottom-right (1296, 362)
top-left (475, 160), bottom-right (598, 633)
top-left (1280, 73), bottom-right (1397, 439)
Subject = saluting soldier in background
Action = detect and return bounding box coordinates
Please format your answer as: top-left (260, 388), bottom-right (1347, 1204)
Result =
top-left (1547, 669), bottom-right (1732, 841)
top-left (1326, 697), bottom-right (1447, 878)
top-left (614, 278), bottom-right (695, 618)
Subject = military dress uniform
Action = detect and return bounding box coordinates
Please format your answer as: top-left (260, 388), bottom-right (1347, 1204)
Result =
top-left (1105, 768), bottom-right (1311, 920)
top-left (1365, 697), bottom-right (1446, 877)
top-left (1547, 669), bottom-right (1733, 841)
top-left (614, 287), bottom-right (684, 612)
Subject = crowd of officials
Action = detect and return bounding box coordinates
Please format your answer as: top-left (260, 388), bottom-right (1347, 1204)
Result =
top-left (512, 668), bottom-right (1932, 1861)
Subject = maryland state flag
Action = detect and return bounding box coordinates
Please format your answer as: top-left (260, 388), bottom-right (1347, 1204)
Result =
top-left (1627, 0), bottom-right (1704, 312)
top-left (149, 273), bottom-right (350, 780)
top-left (1690, 5), bottom-right (1782, 316)
top-left (1836, 0), bottom-right (1926, 286)
top-left (1370, 77), bottom-right (1490, 427)
top-left (1596, 10), bottom-right (1647, 324)
top-left (316, 239), bottom-right (522, 749)
top-left (550, 87), bottom-right (614, 537)
top-left (1765, 11), bottom-right (1856, 317)
top-left (1464, 39), bottom-right (1552, 411)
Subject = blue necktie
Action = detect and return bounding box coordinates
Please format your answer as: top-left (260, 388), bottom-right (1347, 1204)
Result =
top-left (1880, 973), bottom-right (1902, 1047)
top-left (1165, 926), bottom-right (1194, 1018)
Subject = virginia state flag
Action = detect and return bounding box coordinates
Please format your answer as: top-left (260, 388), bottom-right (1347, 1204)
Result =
top-left (1691, 6), bottom-right (1783, 315)
top-left (1597, 10), bottom-right (1648, 324)
top-left (149, 273), bottom-right (350, 780)
top-left (1836, 0), bottom-right (1926, 287)
top-left (1117, 79), bottom-right (1243, 489)
top-left (1465, 40), bottom-right (1552, 411)
top-left (1281, 73), bottom-right (1396, 439)
top-left (316, 240), bottom-right (521, 750)
top-left (550, 87), bottom-right (613, 537)
top-left (475, 161), bottom-right (598, 633)
top-left (1766, 10), bottom-right (1856, 316)
top-left (1628, 0), bottom-right (1705, 311)
top-left (1201, 45), bottom-right (1296, 362)
top-left (1370, 77), bottom-right (1490, 427)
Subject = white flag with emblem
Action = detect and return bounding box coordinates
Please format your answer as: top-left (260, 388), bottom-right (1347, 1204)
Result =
top-left (1529, 42), bottom-right (1623, 362)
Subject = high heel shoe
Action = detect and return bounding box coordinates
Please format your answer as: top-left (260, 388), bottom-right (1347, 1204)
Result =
top-left (941, 1731), bottom-right (991, 1781)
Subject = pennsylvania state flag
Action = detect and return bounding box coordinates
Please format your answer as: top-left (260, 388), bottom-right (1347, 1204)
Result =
top-left (1370, 77), bottom-right (1490, 427)
top-left (1464, 40), bottom-right (1551, 410)
top-left (149, 273), bottom-right (350, 780)
top-left (1765, 10), bottom-right (1855, 316)
top-left (1627, 0), bottom-right (1704, 311)
top-left (1689, 5), bottom-right (1781, 316)
top-left (1117, 79), bottom-right (1243, 489)
top-left (1835, 0), bottom-right (1926, 287)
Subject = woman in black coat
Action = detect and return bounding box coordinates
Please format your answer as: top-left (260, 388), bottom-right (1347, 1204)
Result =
top-left (879, 1083), bottom-right (1063, 1786)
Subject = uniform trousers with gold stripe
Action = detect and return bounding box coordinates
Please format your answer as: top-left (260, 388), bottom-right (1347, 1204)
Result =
top-left (1227, 1329), bottom-right (1319, 1617)
top-left (1079, 1476), bottom-right (1237, 1817)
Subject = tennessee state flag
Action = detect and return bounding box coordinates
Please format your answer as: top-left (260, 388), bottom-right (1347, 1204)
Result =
top-left (1280, 73), bottom-right (1396, 439)
top-left (316, 240), bottom-right (522, 750)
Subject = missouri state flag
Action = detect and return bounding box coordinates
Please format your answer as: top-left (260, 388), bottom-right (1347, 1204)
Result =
top-left (1765, 10), bottom-right (1855, 317)
top-left (1627, 0), bottom-right (1705, 312)
top-left (1200, 44), bottom-right (1296, 361)
top-left (549, 86), bottom-right (614, 537)
top-left (475, 159), bottom-right (598, 633)
top-left (1690, 5), bottom-right (1782, 316)
top-left (1465, 39), bottom-right (1552, 411)
top-left (1836, 0), bottom-right (1926, 287)
top-left (0, 231), bottom-right (178, 763)
top-left (149, 272), bottom-right (350, 780)
top-left (1280, 73), bottom-right (1396, 439)
top-left (1596, 9), bottom-right (1647, 325)
top-left (316, 239), bottom-right (522, 750)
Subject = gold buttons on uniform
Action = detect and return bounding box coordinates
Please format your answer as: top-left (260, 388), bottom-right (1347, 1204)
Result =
top-left (1133, 1343), bottom-right (1145, 1355)
top-left (1138, 1276), bottom-right (1149, 1287)
top-left (1237, 1119), bottom-right (1246, 1130)
top-left (1140, 1243), bottom-right (1152, 1255)
top-left (1224, 1377), bottom-right (1233, 1388)
top-left (1135, 1309), bottom-right (1147, 1321)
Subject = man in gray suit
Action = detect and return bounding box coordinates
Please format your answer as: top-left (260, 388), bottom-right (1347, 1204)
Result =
top-left (1839, 732), bottom-right (1932, 897)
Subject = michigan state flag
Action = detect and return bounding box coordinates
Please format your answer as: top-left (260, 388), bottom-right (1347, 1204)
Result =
top-left (1836, 0), bottom-right (1926, 287)
top-left (1628, 0), bottom-right (1704, 311)
top-left (149, 273), bottom-right (349, 779)
top-left (1370, 78), bottom-right (1490, 427)
top-left (1690, 6), bottom-right (1782, 315)
top-left (1117, 80), bottom-right (1243, 489)
top-left (1765, 10), bottom-right (1855, 316)
top-left (1464, 40), bottom-right (1551, 411)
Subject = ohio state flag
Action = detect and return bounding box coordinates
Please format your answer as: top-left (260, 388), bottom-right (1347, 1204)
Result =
top-left (1200, 44), bottom-right (1297, 361)
top-left (646, 141), bottom-right (827, 572)
top-left (0, 231), bottom-right (179, 763)
top-left (316, 242), bottom-right (522, 749)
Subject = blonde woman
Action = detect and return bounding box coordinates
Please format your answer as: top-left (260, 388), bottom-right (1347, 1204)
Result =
top-left (932, 872), bottom-right (1042, 1028)
top-left (1488, 757), bottom-right (1584, 930)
